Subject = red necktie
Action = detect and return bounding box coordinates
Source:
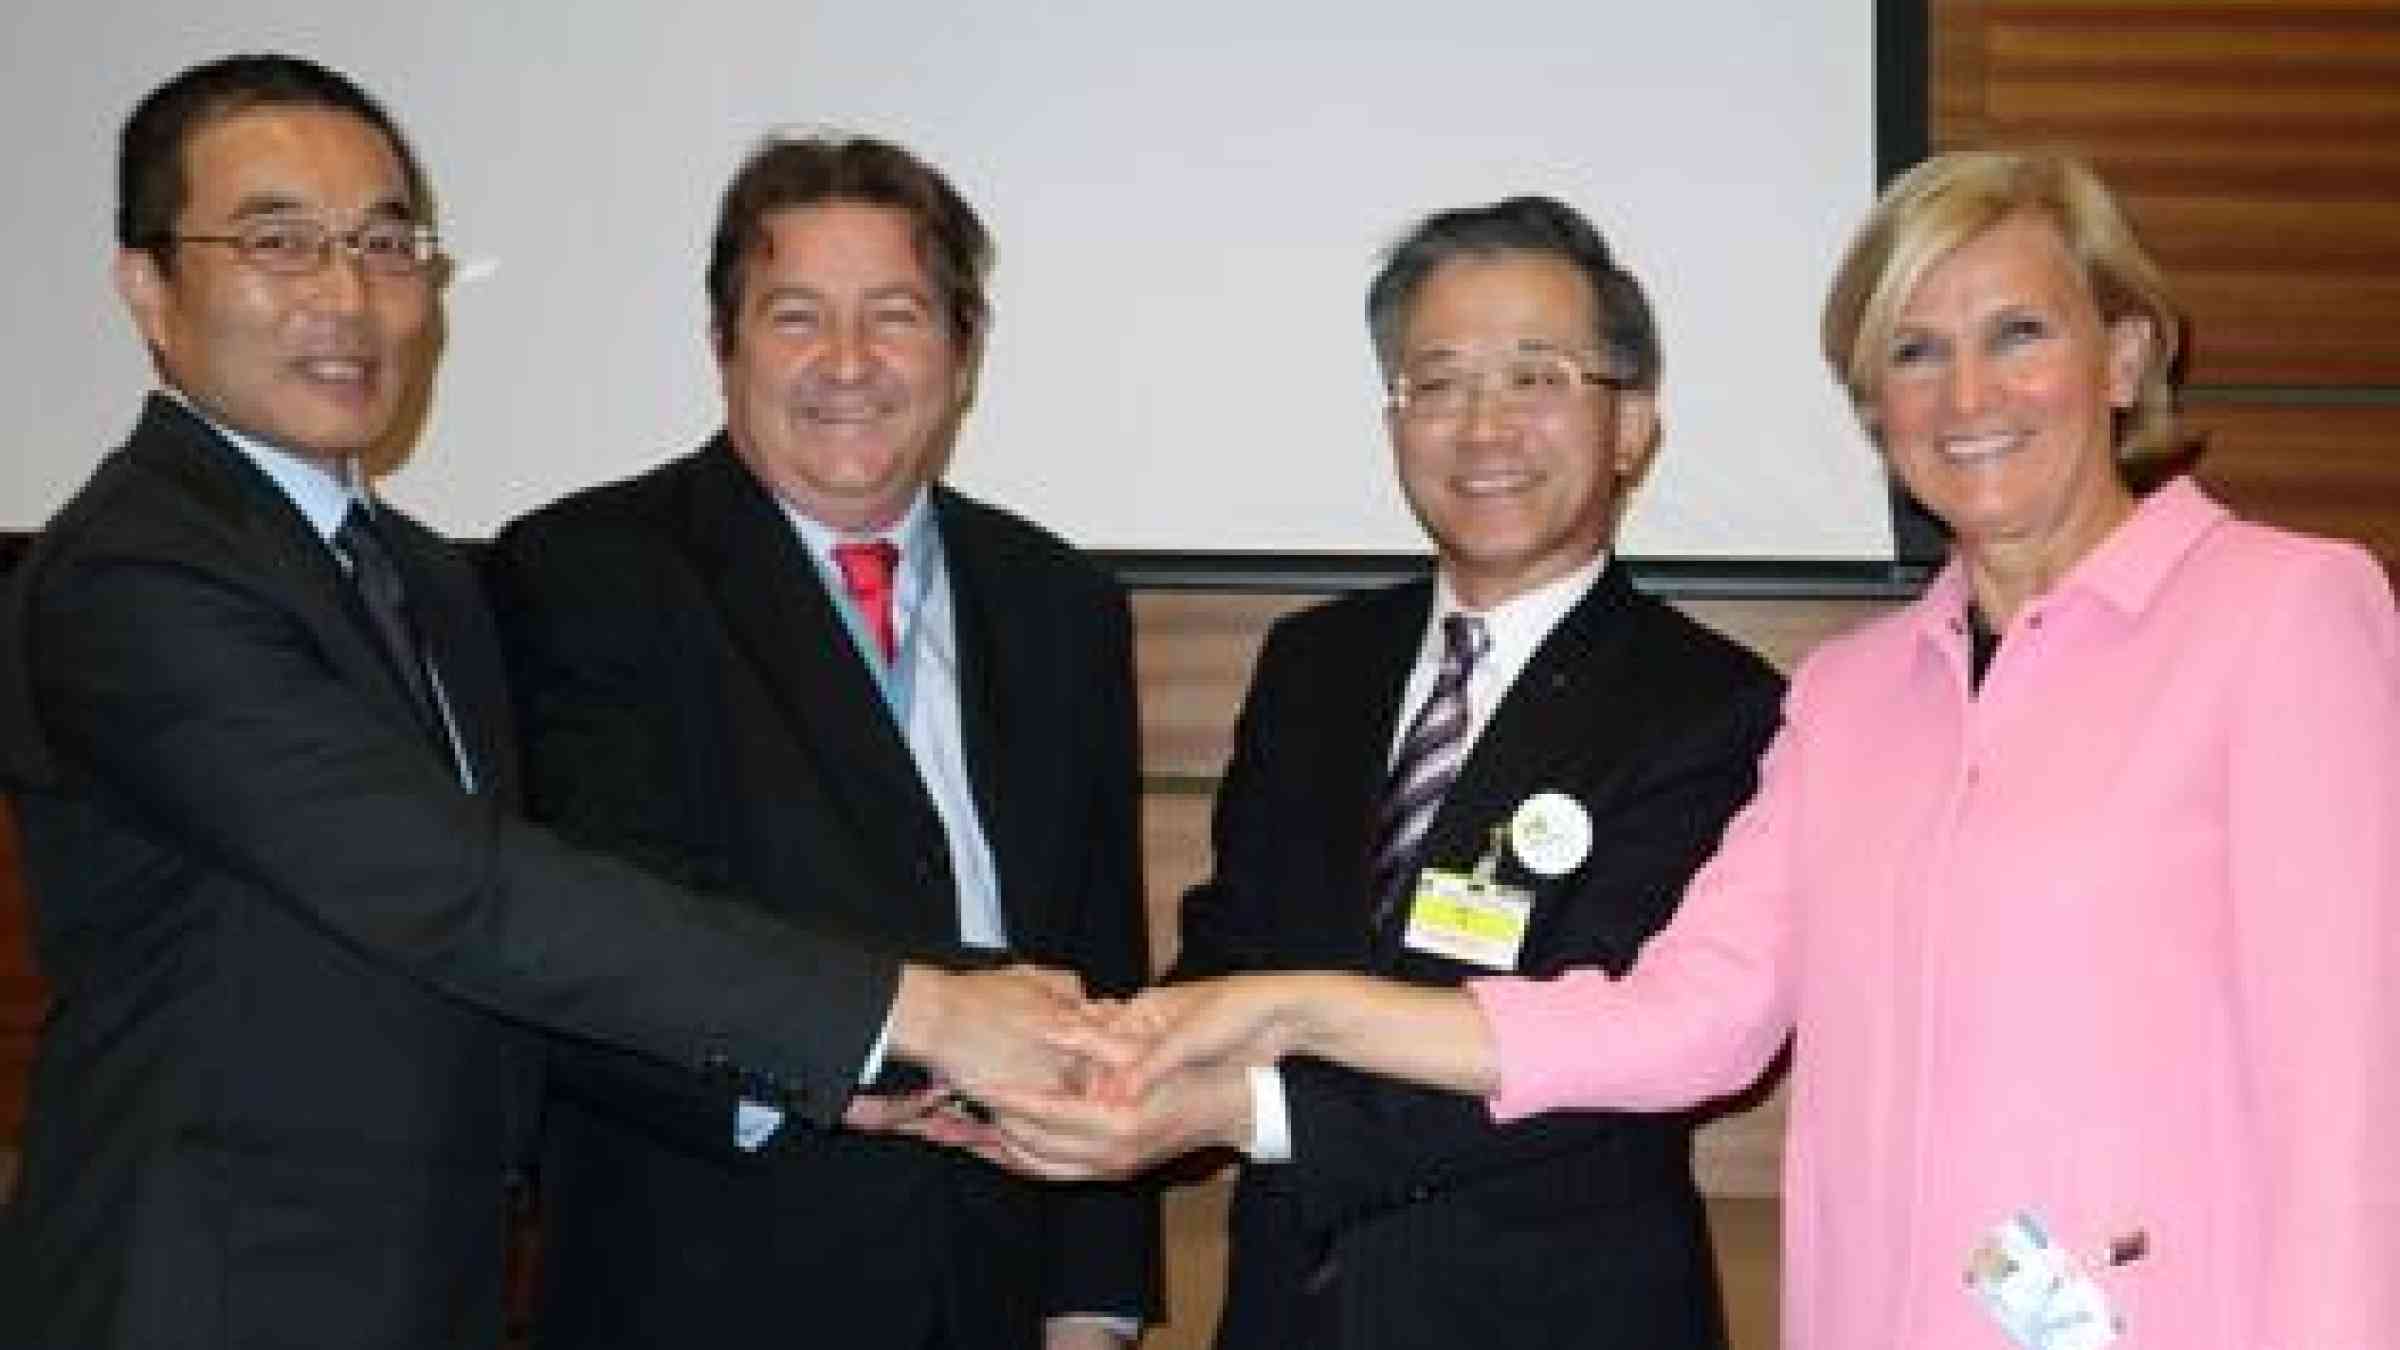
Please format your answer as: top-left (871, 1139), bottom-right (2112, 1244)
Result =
top-left (832, 539), bottom-right (901, 664)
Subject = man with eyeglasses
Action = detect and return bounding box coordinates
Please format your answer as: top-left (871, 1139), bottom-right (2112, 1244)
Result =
top-left (975, 197), bottom-right (1784, 1349)
top-left (484, 133), bottom-right (1156, 1350)
top-left (0, 54), bottom-right (1104, 1350)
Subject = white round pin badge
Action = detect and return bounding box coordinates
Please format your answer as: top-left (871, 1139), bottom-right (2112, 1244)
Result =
top-left (1509, 791), bottom-right (1591, 877)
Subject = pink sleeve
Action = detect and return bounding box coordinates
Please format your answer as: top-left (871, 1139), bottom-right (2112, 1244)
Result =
top-left (1472, 718), bottom-right (1800, 1121)
top-left (2226, 546), bottom-right (2400, 1344)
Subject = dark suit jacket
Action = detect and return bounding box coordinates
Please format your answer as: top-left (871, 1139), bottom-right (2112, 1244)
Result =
top-left (486, 439), bottom-right (1157, 1350)
top-left (0, 397), bottom-right (900, 1350)
top-left (1177, 567), bottom-right (1783, 1350)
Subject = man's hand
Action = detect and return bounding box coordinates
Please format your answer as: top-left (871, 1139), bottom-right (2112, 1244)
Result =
top-left (974, 1060), bottom-right (1253, 1182)
top-left (886, 962), bottom-right (1104, 1097)
top-left (841, 1081), bottom-right (957, 1134)
top-left (846, 1081), bottom-right (1015, 1155)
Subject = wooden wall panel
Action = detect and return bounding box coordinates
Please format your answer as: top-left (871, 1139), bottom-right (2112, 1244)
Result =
top-left (1142, 792), bottom-right (1214, 978)
top-left (2186, 403), bottom-right (2400, 567)
top-left (1133, 592), bottom-right (1311, 781)
top-left (1671, 596), bottom-right (1899, 675)
top-left (1931, 1), bottom-right (2400, 387)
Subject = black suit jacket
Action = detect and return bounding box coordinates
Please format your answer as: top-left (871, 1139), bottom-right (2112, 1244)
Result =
top-left (1177, 567), bottom-right (1783, 1350)
top-left (486, 439), bottom-right (1158, 1350)
top-left (0, 397), bottom-right (901, 1350)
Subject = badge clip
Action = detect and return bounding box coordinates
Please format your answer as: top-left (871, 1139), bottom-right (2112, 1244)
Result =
top-left (1470, 825), bottom-right (1506, 883)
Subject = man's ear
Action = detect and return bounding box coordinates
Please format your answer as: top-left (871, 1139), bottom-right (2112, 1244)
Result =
top-left (114, 248), bottom-right (171, 355)
top-left (953, 326), bottom-right (987, 414)
top-left (1612, 390), bottom-right (1660, 485)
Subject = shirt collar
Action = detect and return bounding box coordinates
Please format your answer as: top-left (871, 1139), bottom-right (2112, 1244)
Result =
top-left (2059, 476), bottom-right (2226, 617)
top-left (779, 486), bottom-right (942, 626)
top-left (1912, 475), bottom-right (2227, 641)
top-left (165, 387), bottom-right (365, 545)
top-left (782, 487), bottom-right (935, 570)
top-left (1430, 551), bottom-right (1608, 664)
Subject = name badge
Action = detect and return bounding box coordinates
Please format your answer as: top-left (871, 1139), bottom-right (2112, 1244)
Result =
top-left (1966, 1212), bottom-right (2123, 1350)
top-left (1401, 868), bottom-right (1533, 970)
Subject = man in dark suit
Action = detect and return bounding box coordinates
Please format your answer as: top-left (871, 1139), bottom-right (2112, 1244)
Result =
top-left (979, 197), bottom-right (1783, 1349)
top-left (485, 135), bottom-right (1156, 1350)
top-left (0, 55), bottom-right (1095, 1350)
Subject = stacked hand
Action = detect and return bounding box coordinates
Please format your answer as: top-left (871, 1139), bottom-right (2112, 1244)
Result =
top-left (854, 969), bottom-right (1326, 1179)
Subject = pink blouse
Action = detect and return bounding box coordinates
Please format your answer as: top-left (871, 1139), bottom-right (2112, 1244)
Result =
top-left (1472, 480), bottom-right (2399, 1347)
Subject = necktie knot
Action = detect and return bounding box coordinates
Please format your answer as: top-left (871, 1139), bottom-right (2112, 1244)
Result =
top-left (334, 503), bottom-right (392, 581)
top-left (1438, 613), bottom-right (1490, 685)
top-left (832, 538), bottom-right (902, 663)
top-left (333, 503), bottom-right (450, 763)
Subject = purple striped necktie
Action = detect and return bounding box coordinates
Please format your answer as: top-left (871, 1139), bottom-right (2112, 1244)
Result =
top-left (1367, 613), bottom-right (1489, 936)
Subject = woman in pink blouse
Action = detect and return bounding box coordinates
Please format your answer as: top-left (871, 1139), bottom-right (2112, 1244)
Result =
top-left (1053, 153), bottom-right (2400, 1346)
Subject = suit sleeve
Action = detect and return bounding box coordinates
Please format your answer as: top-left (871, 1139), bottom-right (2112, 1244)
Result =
top-left (28, 537), bottom-right (897, 1129)
top-left (485, 517), bottom-right (738, 894)
top-left (484, 512), bottom-right (819, 1150)
top-left (1193, 619), bottom-right (1783, 1238)
top-left (1040, 579), bottom-right (1163, 1322)
top-left (2225, 546), bottom-right (2400, 1342)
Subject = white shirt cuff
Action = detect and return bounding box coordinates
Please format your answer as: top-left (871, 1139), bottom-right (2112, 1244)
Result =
top-left (1244, 1063), bottom-right (1293, 1163)
top-left (859, 1000), bottom-right (896, 1084)
top-left (1048, 1313), bottom-right (1142, 1342)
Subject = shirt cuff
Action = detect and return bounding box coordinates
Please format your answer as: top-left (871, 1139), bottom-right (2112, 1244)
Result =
top-left (858, 1000), bottom-right (896, 1084)
top-left (1048, 1313), bottom-right (1142, 1342)
top-left (1244, 1063), bottom-right (1293, 1163)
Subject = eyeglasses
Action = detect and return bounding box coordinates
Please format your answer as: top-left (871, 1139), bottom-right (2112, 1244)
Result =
top-left (154, 215), bottom-right (442, 278)
top-left (1387, 349), bottom-right (1627, 422)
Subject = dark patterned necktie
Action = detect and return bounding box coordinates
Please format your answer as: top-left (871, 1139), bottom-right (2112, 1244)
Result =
top-left (334, 505), bottom-right (442, 745)
top-left (1366, 613), bottom-right (1489, 937)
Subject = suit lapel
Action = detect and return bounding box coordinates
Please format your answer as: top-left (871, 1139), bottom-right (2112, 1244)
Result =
top-left (1315, 584), bottom-right (1433, 952)
top-left (1420, 566), bottom-right (1643, 882)
top-left (680, 441), bottom-right (942, 836)
top-left (126, 398), bottom-right (459, 770)
top-left (388, 522), bottom-right (515, 797)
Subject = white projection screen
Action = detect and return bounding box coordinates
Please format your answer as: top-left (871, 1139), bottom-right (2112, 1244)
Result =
top-left (3, 3), bottom-right (1897, 564)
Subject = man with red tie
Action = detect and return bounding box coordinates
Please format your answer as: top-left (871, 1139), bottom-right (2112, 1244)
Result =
top-left (1, 59), bottom-right (1119, 1350)
top-left (488, 134), bottom-right (1156, 1350)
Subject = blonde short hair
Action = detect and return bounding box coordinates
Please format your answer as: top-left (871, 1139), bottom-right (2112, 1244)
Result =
top-left (1822, 150), bottom-right (2185, 459)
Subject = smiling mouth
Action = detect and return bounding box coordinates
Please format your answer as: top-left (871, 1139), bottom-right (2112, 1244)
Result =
top-left (295, 356), bottom-right (376, 390)
top-left (1937, 429), bottom-right (2027, 463)
top-left (1452, 468), bottom-right (1540, 497)
top-left (290, 353), bottom-right (379, 393)
top-left (801, 398), bottom-right (893, 425)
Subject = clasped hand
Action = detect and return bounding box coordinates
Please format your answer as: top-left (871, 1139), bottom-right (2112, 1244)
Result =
top-left (848, 970), bottom-right (1321, 1181)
